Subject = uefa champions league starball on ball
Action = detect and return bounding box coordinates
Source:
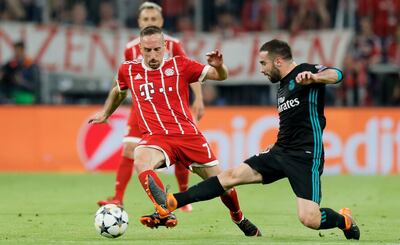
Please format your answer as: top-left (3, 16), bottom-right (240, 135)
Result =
top-left (94, 204), bottom-right (129, 238)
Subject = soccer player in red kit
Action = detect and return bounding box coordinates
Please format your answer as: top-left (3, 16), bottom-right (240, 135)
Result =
top-left (97, 2), bottom-right (203, 212)
top-left (89, 26), bottom-right (261, 236)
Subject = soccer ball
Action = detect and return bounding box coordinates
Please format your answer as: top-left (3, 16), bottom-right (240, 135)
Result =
top-left (94, 204), bottom-right (129, 238)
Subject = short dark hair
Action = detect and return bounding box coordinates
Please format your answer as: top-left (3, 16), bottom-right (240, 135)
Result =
top-left (140, 25), bottom-right (163, 38)
top-left (259, 39), bottom-right (292, 60)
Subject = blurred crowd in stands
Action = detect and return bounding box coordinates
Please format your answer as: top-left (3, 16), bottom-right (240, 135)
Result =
top-left (0, 0), bottom-right (399, 106)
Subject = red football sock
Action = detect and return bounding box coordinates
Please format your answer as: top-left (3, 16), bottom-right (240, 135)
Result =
top-left (174, 163), bottom-right (190, 192)
top-left (114, 156), bottom-right (134, 201)
top-left (138, 170), bottom-right (165, 205)
top-left (220, 188), bottom-right (243, 223)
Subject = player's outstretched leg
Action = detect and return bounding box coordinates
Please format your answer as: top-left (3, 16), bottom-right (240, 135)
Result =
top-left (149, 175), bottom-right (261, 236)
top-left (97, 156), bottom-right (133, 207)
top-left (339, 208), bottom-right (360, 240)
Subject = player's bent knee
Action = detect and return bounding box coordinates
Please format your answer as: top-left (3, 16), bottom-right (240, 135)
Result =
top-left (122, 142), bottom-right (138, 159)
top-left (133, 157), bottom-right (150, 173)
top-left (298, 212), bottom-right (320, 229)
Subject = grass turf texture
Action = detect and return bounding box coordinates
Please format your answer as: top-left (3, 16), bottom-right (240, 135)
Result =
top-left (0, 173), bottom-right (399, 245)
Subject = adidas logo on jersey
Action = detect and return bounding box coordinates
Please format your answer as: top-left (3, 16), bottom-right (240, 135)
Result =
top-left (134, 73), bottom-right (143, 80)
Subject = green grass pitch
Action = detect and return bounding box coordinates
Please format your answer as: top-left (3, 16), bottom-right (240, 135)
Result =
top-left (0, 173), bottom-right (399, 244)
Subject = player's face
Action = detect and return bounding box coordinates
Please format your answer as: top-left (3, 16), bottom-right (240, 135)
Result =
top-left (140, 33), bottom-right (166, 69)
top-left (138, 9), bottom-right (164, 29)
top-left (259, 51), bottom-right (281, 83)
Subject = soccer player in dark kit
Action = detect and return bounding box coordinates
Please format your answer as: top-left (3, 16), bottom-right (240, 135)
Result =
top-left (148, 39), bottom-right (360, 240)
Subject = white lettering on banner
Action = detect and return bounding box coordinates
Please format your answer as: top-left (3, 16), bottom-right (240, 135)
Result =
top-left (203, 116), bottom-right (400, 175)
top-left (204, 116), bottom-right (279, 167)
top-left (341, 118), bottom-right (400, 175)
top-left (0, 22), bottom-right (133, 76)
top-left (343, 118), bottom-right (378, 174)
top-left (0, 22), bottom-right (353, 84)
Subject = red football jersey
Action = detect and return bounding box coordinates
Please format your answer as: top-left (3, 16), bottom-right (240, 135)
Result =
top-left (124, 34), bottom-right (186, 61)
top-left (123, 34), bottom-right (187, 139)
top-left (117, 56), bottom-right (210, 136)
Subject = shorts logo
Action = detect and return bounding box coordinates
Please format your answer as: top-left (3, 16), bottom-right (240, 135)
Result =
top-left (77, 110), bottom-right (129, 171)
top-left (164, 68), bottom-right (175, 76)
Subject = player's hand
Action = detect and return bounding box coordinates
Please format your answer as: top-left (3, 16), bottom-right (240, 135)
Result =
top-left (191, 98), bottom-right (205, 121)
top-left (88, 113), bottom-right (108, 124)
top-left (295, 71), bottom-right (317, 85)
top-left (206, 50), bottom-right (223, 68)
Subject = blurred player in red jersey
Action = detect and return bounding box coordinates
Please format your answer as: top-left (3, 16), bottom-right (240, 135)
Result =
top-left (97, 2), bottom-right (203, 212)
top-left (89, 26), bottom-right (261, 236)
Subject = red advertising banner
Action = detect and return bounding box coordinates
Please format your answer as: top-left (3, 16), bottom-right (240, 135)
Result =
top-left (0, 106), bottom-right (399, 174)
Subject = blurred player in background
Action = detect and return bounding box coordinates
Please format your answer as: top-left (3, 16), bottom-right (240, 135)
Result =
top-left (0, 41), bottom-right (40, 104)
top-left (89, 26), bottom-right (261, 236)
top-left (97, 2), bottom-right (204, 213)
top-left (148, 39), bottom-right (360, 240)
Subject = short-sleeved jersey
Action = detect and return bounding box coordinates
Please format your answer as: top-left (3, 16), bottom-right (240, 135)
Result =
top-left (124, 34), bottom-right (186, 61)
top-left (123, 34), bottom-right (187, 137)
top-left (275, 63), bottom-right (341, 156)
top-left (117, 56), bottom-right (210, 136)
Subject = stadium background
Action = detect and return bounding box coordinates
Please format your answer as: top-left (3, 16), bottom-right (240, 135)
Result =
top-left (1, 0), bottom-right (399, 174)
top-left (1, 1), bottom-right (400, 244)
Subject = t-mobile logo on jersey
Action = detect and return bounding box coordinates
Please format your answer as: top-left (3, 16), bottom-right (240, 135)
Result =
top-left (140, 83), bottom-right (155, 100)
top-left (139, 82), bottom-right (174, 100)
top-left (278, 97), bottom-right (300, 113)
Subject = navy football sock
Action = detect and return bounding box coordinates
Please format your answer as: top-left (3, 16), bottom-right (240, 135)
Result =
top-left (174, 176), bottom-right (225, 208)
top-left (319, 208), bottom-right (346, 229)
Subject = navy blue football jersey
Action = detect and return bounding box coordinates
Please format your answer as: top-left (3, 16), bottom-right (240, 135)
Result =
top-left (275, 63), bottom-right (340, 157)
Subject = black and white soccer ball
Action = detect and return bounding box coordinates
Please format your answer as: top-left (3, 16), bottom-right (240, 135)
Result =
top-left (94, 204), bottom-right (129, 238)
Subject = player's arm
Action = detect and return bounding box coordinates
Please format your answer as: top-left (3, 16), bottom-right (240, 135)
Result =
top-left (88, 81), bottom-right (128, 124)
top-left (295, 68), bottom-right (343, 85)
top-left (204, 50), bottom-right (228, 81)
top-left (175, 41), bottom-right (204, 120)
top-left (189, 82), bottom-right (204, 121)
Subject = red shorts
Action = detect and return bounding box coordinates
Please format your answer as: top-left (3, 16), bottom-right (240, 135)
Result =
top-left (122, 110), bottom-right (141, 144)
top-left (136, 134), bottom-right (218, 169)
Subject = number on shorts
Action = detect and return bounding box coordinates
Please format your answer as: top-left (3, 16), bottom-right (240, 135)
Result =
top-left (202, 143), bottom-right (211, 158)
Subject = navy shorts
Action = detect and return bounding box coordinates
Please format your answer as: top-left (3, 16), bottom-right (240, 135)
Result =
top-left (244, 145), bottom-right (324, 204)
